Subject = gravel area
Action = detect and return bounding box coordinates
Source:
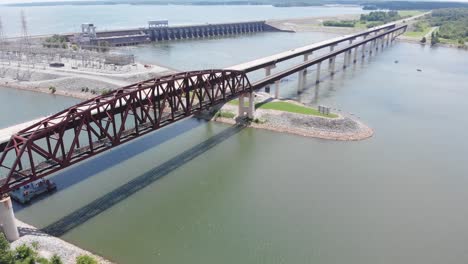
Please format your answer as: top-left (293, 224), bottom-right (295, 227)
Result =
top-left (0, 61), bottom-right (175, 99)
top-left (30, 77), bottom-right (120, 92)
top-left (11, 219), bottom-right (113, 264)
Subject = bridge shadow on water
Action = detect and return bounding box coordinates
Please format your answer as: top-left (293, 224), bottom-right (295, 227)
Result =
top-left (41, 124), bottom-right (245, 237)
top-left (13, 118), bottom-right (205, 212)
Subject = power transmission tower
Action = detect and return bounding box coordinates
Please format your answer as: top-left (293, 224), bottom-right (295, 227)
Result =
top-left (18, 10), bottom-right (33, 80)
top-left (0, 16), bottom-right (10, 77)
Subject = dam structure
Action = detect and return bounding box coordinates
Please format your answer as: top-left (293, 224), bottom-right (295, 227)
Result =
top-left (75, 20), bottom-right (281, 47)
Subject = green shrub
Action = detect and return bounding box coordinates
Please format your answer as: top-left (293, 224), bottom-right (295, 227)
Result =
top-left (216, 110), bottom-right (235, 119)
top-left (0, 233), bottom-right (14, 264)
top-left (323, 20), bottom-right (356, 27)
top-left (76, 255), bottom-right (98, 264)
top-left (50, 254), bottom-right (63, 264)
top-left (14, 244), bottom-right (37, 261)
top-left (48, 86), bottom-right (56, 94)
top-left (100, 89), bottom-right (113, 95)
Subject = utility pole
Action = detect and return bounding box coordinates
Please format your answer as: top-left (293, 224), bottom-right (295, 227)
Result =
top-left (18, 10), bottom-right (33, 80)
top-left (0, 16), bottom-right (5, 75)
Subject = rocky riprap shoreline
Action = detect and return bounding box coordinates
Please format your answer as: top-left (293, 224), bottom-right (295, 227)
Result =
top-left (11, 219), bottom-right (113, 264)
top-left (211, 101), bottom-right (373, 141)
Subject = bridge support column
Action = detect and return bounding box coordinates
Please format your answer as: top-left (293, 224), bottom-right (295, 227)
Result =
top-left (264, 65), bottom-right (276, 93)
top-left (369, 40), bottom-right (374, 55)
top-left (343, 52), bottom-right (348, 69)
top-left (361, 43), bottom-right (366, 58)
top-left (238, 92), bottom-right (255, 119)
top-left (328, 45), bottom-right (337, 70)
top-left (316, 62), bottom-right (321, 83)
top-left (0, 196), bottom-right (19, 241)
top-left (297, 70), bottom-right (305, 93)
top-left (329, 56), bottom-right (336, 75)
top-left (353, 47), bottom-right (358, 63)
top-left (303, 52), bottom-right (312, 74)
top-left (275, 80), bottom-right (280, 99)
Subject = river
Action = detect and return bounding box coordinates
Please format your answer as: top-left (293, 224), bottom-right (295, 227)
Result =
top-left (2, 42), bottom-right (466, 264)
top-left (0, 5), bottom-right (468, 264)
top-left (0, 5), bottom-right (365, 37)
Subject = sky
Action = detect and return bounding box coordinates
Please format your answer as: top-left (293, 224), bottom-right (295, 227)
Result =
top-left (1, 0), bottom-right (468, 4)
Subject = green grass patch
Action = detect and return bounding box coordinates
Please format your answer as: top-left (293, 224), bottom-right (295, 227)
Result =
top-left (215, 110), bottom-right (236, 119)
top-left (258, 101), bottom-right (338, 118)
top-left (439, 37), bottom-right (460, 45)
top-left (229, 99), bottom-right (338, 118)
top-left (354, 21), bottom-right (368, 28)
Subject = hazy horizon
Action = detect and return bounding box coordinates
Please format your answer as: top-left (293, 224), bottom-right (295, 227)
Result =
top-left (1, 0), bottom-right (468, 4)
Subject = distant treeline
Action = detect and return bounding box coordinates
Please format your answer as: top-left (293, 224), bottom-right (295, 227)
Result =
top-left (431, 8), bottom-right (467, 44)
top-left (5, 0), bottom-right (468, 9)
top-left (3, 0), bottom-right (344, 7)
top-left (323, 20), bottom-right (356, 27)
top-left (362, 1), bottom-right (468, 11)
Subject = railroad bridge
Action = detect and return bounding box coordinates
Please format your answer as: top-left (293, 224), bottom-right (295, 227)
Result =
top-left (0, 23), bottom-right (406, 241)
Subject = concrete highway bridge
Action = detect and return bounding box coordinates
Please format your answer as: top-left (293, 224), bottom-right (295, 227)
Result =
top-left (0, 23), bottom-right (406, 241)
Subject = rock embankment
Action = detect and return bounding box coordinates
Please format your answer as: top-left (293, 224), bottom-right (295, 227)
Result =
top-left (211, 100), bottom-right (373, 141)
top-left (11, 219), bottom-right (113, 264)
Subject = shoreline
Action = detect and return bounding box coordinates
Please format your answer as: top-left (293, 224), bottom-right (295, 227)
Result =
top-left (197, 97), bottom-right (374, 141)
top-left (12, 219), bottom-right (114, 264)
top-left (1, 82), bottom-right (95, 100)
top-left (215, 114), bottom-right (373, 141)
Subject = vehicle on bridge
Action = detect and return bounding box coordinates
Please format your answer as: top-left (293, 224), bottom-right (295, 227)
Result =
top-left (9, 178), bottom-right (56, 204)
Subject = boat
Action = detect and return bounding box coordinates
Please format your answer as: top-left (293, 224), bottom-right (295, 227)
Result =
top-left (9, 178), bottom-right (57, 204)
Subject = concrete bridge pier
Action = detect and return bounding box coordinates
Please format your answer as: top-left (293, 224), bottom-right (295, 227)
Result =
top-left (361, 43), bottom-right (367, 58)
top-left (264, 65), bottom-right (276, 93)
top-left (353, 47), bottom-right (358, 63)
top-left (343, 52), bottom-right (348, 69)
top-left (238, 92), bottom-right (255, 118)
top-left (0, 196), bottom-right (19, 241)
top-left (329, 56), bottom-right (336, 75)
top-left (328, 44), bottom-right (337, 70)
top-left (345, 38), bottom-right (355, 67)
top-left (297, 70), bottom-right (306, 93)
top-left (303, 52), bottom-right (312, 74)
top-left (275, 80), bottom-right (280, 98)
top-left (316, 62), bottom-right (322, 83)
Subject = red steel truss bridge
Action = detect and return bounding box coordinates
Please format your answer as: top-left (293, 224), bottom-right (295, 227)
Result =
top-left (0, 70), bottom-right (251, 195)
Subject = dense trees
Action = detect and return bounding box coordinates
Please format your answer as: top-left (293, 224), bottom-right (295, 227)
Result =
top-left (323, 20), bottom-right (356, 27)
top-left (360, 11), bottom-right (400, 22)
top-left (363, 1), bottom-right (468, 11)
top-left (430, 8), bottom-right (468, 43)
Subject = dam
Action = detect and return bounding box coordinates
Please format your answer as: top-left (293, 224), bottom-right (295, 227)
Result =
top-left (73, 20), bottom-right (282, 47)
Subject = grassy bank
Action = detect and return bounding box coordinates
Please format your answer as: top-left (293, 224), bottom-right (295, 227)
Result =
top-left (403, 8), bottom-right (467, 47)
top-left (323, 10), bottom-right (424, 29)
top-left (228, 100), bottom-right (338, 118)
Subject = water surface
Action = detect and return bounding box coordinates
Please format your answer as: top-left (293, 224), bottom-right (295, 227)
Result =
top-left (13, 43), bottom-right (468, 264)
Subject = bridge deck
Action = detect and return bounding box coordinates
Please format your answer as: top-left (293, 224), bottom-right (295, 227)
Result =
top-left (0, 117), bottom-right (46, 149)
top-left (228, 23), bottom-right (396, 72)
top-left (251, 25), bottom-right (407, 89)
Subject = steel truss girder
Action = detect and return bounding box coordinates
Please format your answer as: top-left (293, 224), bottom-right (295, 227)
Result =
top-left (0, 70), bottom-right (251, 195)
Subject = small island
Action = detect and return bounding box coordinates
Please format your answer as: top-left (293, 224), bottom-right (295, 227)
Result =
top-left (202, 93), bottom-right (373, 141)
